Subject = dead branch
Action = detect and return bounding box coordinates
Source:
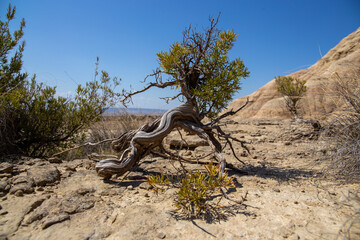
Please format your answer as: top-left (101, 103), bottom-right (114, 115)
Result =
top-left (51, 137), bottom-right (116, 157)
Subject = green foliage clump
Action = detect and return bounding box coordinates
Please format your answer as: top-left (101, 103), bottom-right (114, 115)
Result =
top-left (0, 4), bottom-right (121, 157)
top-left (175, 164), bottom-right (235, 218)
top-left (155, 21), bottom-right (249, 119)
top-left (148, 163), bottom-right (236, 219)
top-left (275, 76), bottom-right (307, 118)
top-left (147, 173), bottom-right (169, 193)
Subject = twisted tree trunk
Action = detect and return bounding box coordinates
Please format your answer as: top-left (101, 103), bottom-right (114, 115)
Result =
top-left (95, 100), bottom-right (249, 179)
top-left (96, 102), bottom-right (200, 178)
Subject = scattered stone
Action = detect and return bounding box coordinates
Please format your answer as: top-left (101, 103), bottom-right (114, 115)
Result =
top-left (0, 162), bottom-right (13, 174)
top-left (76, 187), bottom-right (95, 196)
top-left (14, 190), bottom-right (24, 197)
top-left (65, 163), bottom-right (78, 171)
top-left (240, 151), bottom-right (248, 157)
top-left (127, 185), bottom-right (134, 190)
top-left (157, 232), bottom-right (166, 239)
top-left (27, 165), bottom-right (61, 186)
top-left (139, 182), bottom-right (153, 190)
top-left (60, 194), bottom-right (96, 214)
top-left (48, 157), bottom-right (62, 163)
top-left (0, 180), bottom-right (10, 195)
top-left (329, 191), bottom-right (336, 196)
top-left (284, 141), bottom-right (292, 146)
top-left (10, 176), bottom-right (35, 195)
top-left (61, 171), bottom-right (73, 178)
top-left (42, 214), bottom-right (70, 229)
top-left (273, 188), bottom-right (281, 193)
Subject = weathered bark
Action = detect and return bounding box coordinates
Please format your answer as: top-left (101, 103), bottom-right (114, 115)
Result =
top-left (96, 102), bottom-right (201, 179)
top-left (95, 100), bottom-right (249, 179)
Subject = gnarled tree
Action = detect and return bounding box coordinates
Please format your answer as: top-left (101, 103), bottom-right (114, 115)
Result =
top-left (95, 17), bottom-right (250, 179)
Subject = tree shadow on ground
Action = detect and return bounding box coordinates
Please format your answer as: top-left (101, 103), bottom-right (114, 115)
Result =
top-left (227, 163), bottom-right (315, 182)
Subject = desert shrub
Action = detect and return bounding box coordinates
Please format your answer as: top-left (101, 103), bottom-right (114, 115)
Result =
top-left (0, 4), bottom-right (121, 157)
top-left (275, 76), bottom-right (307, 118)
top-left (148, 163), bottom-right (236, 219)
top-left (326, 71), bottom-right (360, 182)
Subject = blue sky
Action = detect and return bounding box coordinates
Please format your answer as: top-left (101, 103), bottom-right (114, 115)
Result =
top-left (1, 0), bottom-right (359, 109)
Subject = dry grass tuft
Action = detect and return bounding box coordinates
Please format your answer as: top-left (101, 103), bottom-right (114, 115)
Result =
top-left (324, 70), bottom-right (360, 183)
top-left (65, 111), bottom-right (161, 159)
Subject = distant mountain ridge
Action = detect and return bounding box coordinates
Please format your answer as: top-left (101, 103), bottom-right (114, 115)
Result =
top-left (105, 107), bottom-right (167, 115)
top-left (227, 27), bottom-right (360, 120)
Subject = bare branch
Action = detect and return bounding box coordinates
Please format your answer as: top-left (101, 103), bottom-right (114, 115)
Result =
top-left (121, 79), bottom-right (177, 106)
top-left (206, 98), bottom-right (249, 126)
top-left (160, 92), bottom-right (182, 104)
top-left (51, 137), bottom-right (116, 157)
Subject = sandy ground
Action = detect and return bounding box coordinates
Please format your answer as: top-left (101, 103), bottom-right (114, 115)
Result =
top-left (0, 120), bottom-right (359, 240)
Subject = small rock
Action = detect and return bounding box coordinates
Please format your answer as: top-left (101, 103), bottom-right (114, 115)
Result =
top-left (61, 171), bottom-right (73, 178)
top-left (14, 189), bottom-right (24, 197)
top-left (27, 165), bottom-right (61, 186)
top-left (42, 214), bottom-right (70, 229)
top-left (0, 180), bottom-right (10, 193)
top-left (240, 151), bottom-right (248, 157)
top-left (10, 176), bottom-right (35, 195)
top-left (65, 163), bottom-right (78, 171)
top-left (0, 162), bottom-right (13, 174)
top-left (273, 188), bottom-right (281, 193)
top-left (144, 193), bottom-right (150, 198)
top-left (127, 185), bottom-right (134, 190)
top-left (60, 194), bottom-right (96, 214)
top-left (157, 232), bottom-right (166, 239)
top-left (76, 187), bottom-right (95, 196)
top-left (139, 182), bottom-right (153, 190)
top-left (284, 141), bottom-right (292, 146)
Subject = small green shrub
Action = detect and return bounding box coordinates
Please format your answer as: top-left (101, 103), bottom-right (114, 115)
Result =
top-left (175, 163), bottom-right (235, 218)
top-left (147, 173), bottom-right (169, 193)
top-left (275, 76), bottom-right (307, 118)
top-left (148, 163), bottom-right (236, 219)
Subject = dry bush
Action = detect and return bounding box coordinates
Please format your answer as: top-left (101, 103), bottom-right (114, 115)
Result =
top-left (325, 70), bottom-right (360, 182)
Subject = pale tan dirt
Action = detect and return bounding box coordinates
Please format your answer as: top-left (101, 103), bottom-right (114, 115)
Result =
top-left (0, 120), bottom-right (359, 240)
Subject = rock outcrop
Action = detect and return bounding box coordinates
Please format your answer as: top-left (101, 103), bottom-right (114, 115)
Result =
top-left (228, 27), bottom-right (360, 120)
